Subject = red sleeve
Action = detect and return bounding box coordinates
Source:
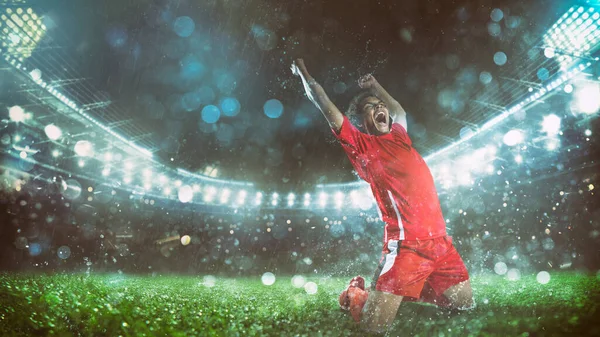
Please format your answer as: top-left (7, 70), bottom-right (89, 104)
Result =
top-left (332, 116), bottom-right (371, 182)
top-left (391, 122), bottom-right (412, 147)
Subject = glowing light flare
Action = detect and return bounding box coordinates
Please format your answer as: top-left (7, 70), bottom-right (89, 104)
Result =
top-left (303, 193), bottom-right (310, 206)
top-left (8, 106), bottom-right (25, 122)
top-left (254, 192), bottom-right (263, 206)
top-left (236, 190), bottom-right (247, 205)
top-left (545, 137), bottom-right (560, 151)
top-left (287, 193), bottom-right (295, 207)
top-left (178, 185), bottom-right (194, 203)
top-left (180, 235), bottom-right (191, 246)
top-left (334, 192), bottom-right (344, 209)
top-left (204, 186), bottom-right (217, 203)
top-left (319, 192), bottom-right (327, 207)
top-left (219, 188), bottom-right (231, 204)
top-left (542, 114), bottom-right (561, 136)
top-left (74, 140), bottom-right (93, 157)
top-left (503, 129), bottom-right (525, 146)
top-left (573, 82), bottom-right (600, 114)
top-left (515, 154), bottom-right (523, 164)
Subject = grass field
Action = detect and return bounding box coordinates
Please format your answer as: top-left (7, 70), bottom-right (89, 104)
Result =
top-left (1, 272), bottom-right (599, 336)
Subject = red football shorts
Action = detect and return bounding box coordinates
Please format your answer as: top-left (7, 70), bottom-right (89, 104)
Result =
top-left (372, 236), bottom-right (469, 300)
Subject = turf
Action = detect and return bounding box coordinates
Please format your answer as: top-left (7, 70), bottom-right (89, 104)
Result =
top-left (0, 272), bottom-right (599, 336)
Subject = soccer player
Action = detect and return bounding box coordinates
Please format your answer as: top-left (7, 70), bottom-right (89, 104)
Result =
top-left (291, 58), bottom-right (474, 333)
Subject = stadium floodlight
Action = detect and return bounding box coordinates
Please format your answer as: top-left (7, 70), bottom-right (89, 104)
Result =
top-left (303, 193), bottom-right (310, 206)
top-left (334, 192), bottom-right (344, 209)
top-left (236, 190), bottom-right (247, 205)
top-left (287, 193), bottom-right (295, 207)
top-left (220, 188), bottom-right (231, 204)
top-left (203, 186), bottom-right (216, 203)
top-left (0, 7), bottom-right (47, 62)
top-left (124, 162), bottom-right (134, 171)
top-left (543, 5), bottom-right (600, 70)
top-left (255, 192), bottom-right (263, 206)
top-left (319, 192), bottom-right (327, 207)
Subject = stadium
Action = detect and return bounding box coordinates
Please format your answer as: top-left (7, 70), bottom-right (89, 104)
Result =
top-left (0, 0), bottom-right (599, 335)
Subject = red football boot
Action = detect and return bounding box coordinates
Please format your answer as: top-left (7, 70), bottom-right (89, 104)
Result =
top-left (339, 276), bottom-right (369, 322)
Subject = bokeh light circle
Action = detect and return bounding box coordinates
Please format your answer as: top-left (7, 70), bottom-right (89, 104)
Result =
top-left (263, 99), bottom-right (284, 119)
top-left (261, 272), bottom-right (276, 286)
top-left (57, 246), bottom-right (71, 259)
top-left (173, 16), bottom-right (195, 37)
top-left (494, 51), bottom-right (508, 66)
top-left (201, 105), bottom-right (221, 124)
top-left (220, 97), bottom-right (241, 117)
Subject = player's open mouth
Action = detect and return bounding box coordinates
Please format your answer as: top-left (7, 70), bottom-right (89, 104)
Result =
top-left (375, 111), bottom-right (387, 125)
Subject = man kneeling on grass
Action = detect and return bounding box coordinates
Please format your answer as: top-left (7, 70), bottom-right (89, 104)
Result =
top-left (291, 58), bottom-right (475, 333)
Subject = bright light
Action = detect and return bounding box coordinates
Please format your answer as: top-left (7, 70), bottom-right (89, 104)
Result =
top-left (287, 193), bottom-right (295, 207)
top-left (236, 190), bottom-right (247, 205)
top-left (574, 82), bottom-right (600, 114)
top-left (303, 193), bottom-right (310, 206)
top-left (9, 106), bottom-right (25, 122)
top-left (51, 150), bottom-right (60, 158)
top-left (564, 84), bottom-right (573, 93)
top-left (543, 47), bottom-right (555, 58)
top-left (220, 188), bottom-right (231, 204)
top-left (123, 176), bottom-right (132, 184)
top-left (29, 69), bottom-right (42, 81)
top-left (175, 180), bottom-right (183, 187)
top-left (102, 167), bottom-right (110, 176)
top-left (142, 169), bottom-right (152, 178)
top-left (515, 154), bottom-right (523, 164)
top-left (19, 151), bottom-right (27, 159)
top-left (503, 130), bottom-right (524, 146)
top-left (43, 124), bottom-right (62, 140)
top-left (334, 192), bottom-right (344, 209)
top-left (74, 140), bottom-right (93, 157)
top-left (104, 152), bottom-right (113, 161)
top-left (542, 114), bottom-right (561, 136)
top-left (124, 162), bottom-right (134, 170)
top-left (255, 192), bottom-right (263, 206)
top-left (204, 186), bottom-right (216, 202)
top-left (178, 185), bottom-right (194, 203)
top-left (584, 129), bottom-right (592, 136)
top-left (350, 190), bottom-right (360, 207)
top-left (319, 192), bottom-right (327, 207)
top-left (546, 137), bottom-right (560, 151)
top-left (163, 187), bottom-right (172, 195)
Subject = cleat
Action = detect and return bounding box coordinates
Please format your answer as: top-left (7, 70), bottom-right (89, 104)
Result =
top-left (339, 276), bottom-right (369, 322)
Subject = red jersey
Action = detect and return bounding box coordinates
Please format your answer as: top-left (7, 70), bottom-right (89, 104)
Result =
top-left (333, 116), bottom-right (447, 242)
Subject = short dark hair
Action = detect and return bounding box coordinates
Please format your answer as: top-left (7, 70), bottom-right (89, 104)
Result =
top-left (347, 92), bottom-right (381, 126)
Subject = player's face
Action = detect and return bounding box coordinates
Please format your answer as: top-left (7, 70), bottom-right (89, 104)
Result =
top-left (360, 96), bottom-right (390, 135)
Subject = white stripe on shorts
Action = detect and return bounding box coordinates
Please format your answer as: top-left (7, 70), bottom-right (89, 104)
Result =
top-left (379, 239), bottom-right (399, 277)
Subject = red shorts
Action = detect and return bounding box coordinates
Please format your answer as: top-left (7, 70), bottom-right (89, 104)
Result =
top-left (372, 236), bottom-right (469, 300)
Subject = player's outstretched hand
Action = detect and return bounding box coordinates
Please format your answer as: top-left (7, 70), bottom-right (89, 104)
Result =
top-left (291, 58), bottom-right (308, 77)
top-left (358, 73), bottom-right (378, 89)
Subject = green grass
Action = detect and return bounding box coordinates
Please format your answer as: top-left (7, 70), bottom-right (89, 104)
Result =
top-left (0, 272), bottom-right (599, 336)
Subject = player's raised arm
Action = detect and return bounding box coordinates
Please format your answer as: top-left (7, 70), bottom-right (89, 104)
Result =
top-left (358, 74), bottom-right (408, 131)
top-left (291, 58), bottom-right (344, 132)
